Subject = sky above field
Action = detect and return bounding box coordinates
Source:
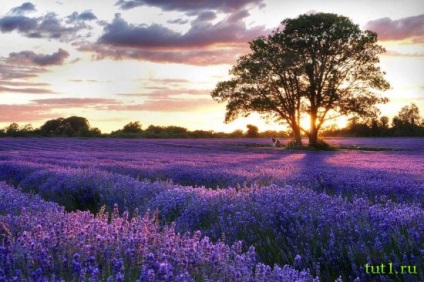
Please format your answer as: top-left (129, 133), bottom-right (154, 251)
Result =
top-left (0, 0), bottom-right (423, 133)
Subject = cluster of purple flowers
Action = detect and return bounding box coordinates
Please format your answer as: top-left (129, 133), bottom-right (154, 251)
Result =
top-left (0, 137), bottom-right (423, 281)
top-left (0, 182), bottom-right (316, 281)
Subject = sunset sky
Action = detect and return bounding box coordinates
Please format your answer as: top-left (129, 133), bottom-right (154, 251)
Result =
top-left (1, 0), bottom-right (423, 133)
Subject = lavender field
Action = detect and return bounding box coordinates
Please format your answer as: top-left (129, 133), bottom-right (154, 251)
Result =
top-left (0, 137), bottom-right (423, 281)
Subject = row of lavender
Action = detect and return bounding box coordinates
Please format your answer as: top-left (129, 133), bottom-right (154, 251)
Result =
top-left (0, 137), bottom-right (423, 152)
top-left (0, 161), bottom-right (423, 280)
top-left (1, 182), bottom-right (314, 281)
top-left (1, 139), bottom-right (423, 204)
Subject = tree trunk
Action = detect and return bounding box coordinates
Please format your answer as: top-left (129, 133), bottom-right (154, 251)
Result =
top-left (292, 124), bottom-right (303, 145)
top-left (309, 113), bottom-right (318, 147)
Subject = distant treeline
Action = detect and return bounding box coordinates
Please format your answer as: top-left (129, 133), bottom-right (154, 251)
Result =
top-left (1, 103), bottom-right (423, 138)
top-left (0, 118), bottom-right (287, 138)
top-left (322, 103), bottom-right (424, 137)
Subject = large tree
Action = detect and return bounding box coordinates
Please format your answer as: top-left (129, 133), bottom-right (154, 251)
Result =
top-left (40, 116), bottom-right (90, 137)
top-left (212, 13), bottom-right (390, 147)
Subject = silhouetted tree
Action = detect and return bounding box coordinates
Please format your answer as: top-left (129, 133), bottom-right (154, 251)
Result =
top-left (396, 103), bottom-right (420, 126)
top-left (145, 125), bottom-right (164, 135)
top-left (40, 116), bottom-right (90, 137)
top-left (5, 123), bottom-right (20, 137)
top-left (40, 118), bottom-right (65, 136)
top-left (62, 116), bottom-right (90, 137)
top-left (392, 103), bottom-right (422, 136)
top-left (246, 124), bottom-right (259, 138)
top-left (122, 121), bottom-right (142, 133)
top-left (380, 116), bottom-right (389, 129)
top-left (89, 127), bottom-right (102, 136)
top-left (212, 13), bottom-right (390, 148)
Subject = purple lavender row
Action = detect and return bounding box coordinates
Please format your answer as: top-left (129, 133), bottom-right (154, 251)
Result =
top-left (0, 182), bottom-right (317, 281)
top-left (1, 146), bottom-right (423, 204)
top-left (1, 137), bottom-right (423, 152)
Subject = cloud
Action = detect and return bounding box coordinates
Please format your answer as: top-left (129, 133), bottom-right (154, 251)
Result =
top-left (67, 11), bottom-right (97, 22)
top-left (365, 14), bottom-right (424, 42)
top-left (88, 11), bottom-right (268, 65)
top-left (0, 16), bottom-right (37, 33)
top-left (69, 79), bottom-right (98, 83)
top-left (0, 12), bottom-right (93, 40)
top-left (0, 57), bottom-right (54, 95)
top-left (0, 58), bottom-right (46, 80)
top-left (31, 97), bottom-right (119, 107)
top-left (99, 11), bottom-right (262, 48)
top-left (117, 88), bottom-right (209, 99)
top-left (0, 80), bottom-right (49, 87)
top-left (82, 43), bottom-right (248, 65)
top-left (167, 18), bottom-right (189, 25)
top-left (0, 104), bottom-right (56, 123)
top-left (106, 98), bottom-right (216, 112)
top-left (116, 0), bottom-right (265, 13)
top-left (142, 78), bottom-right (190, 84)
top-left (0, 85), bottom-right (53, 94)
top-left (192, 11), bottom-right (217, 24)
top-left (0, 98), bottom-right (121, 123)
top-left (9, 2), bottom-right (36, 15)
top-left (8, 48), bottom-right (70, 66)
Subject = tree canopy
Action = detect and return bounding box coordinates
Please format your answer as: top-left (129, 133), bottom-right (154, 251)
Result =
top-left (39, 116), bottom-right (96, 137)
top-left (122, 121), bottom-right (143, 133)
top-left (211, 13), bottom-right (390, 147)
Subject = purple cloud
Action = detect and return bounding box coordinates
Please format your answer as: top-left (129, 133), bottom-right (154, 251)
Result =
top-left (365, 14), bottom-right (424, 41)
top-left (82, 43), bottom-right (248, 65)
top-left (99, 11), bottom-right (261, 48)
top-left (116, 0), bottom-right (265, 13)
top-left (0, 16), bottom-right (37, 33)
top-left (0, 58), bottom-right (45, 80)
top-left (67, 11), bottom-right (97, 22)
top-left (0, 12), bottom-right (93, 40)
top-left (167, 18), bottom-right (189, 25)
top-left (0, 58), bottom-right (52, 94)
top-left (0, 80), bottom-right (49, 87)
top-left (0, 85), bottom-right (53, 94)
top-left (9, 2), bottom-right (36, 15)
top-left (192, 11), bottom-right (217, 24)
top-left (8, 48), bottom-right (70, 66)
top-left (91, 11), bottom-right (268, 65)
